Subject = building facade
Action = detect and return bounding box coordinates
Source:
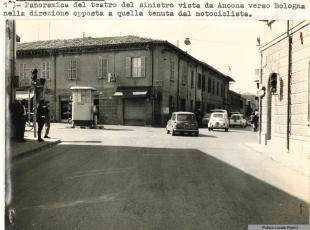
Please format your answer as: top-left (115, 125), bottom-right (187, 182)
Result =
top-left (16, 36), bottom-right (233, 126)
top-left (258, 21), bottom-right (310, 175)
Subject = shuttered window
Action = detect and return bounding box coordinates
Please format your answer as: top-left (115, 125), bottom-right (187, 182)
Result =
top-left (182, 63), bottom-right (188, 85)
top-left (19, 63), bottom-right (26, 79)
top-left (66, 59), bottom-right (78, 80)
top-left (197, 74), bottom-right (202, 89)
top-left (202, 75), bottom-right (206, 91)
top-left (42, 62), bottom-right (50, 79)
top-left (125, 56), bottom-right (146, 78)
top-left (208, 78), bottom-right (211, 93)
top-left (170, 59), bottom-right (175, 81)
top-left (190, 70), bottom-right (194, 88)
top-left (98, 57), bottom-right (109, 79)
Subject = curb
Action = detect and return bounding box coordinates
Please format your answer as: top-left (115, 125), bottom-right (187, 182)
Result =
top-left (12, 139), bottom-right (62, 161)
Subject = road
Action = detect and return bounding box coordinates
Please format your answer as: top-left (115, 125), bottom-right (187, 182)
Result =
top-left (10, 125), bottom-right (308, 229)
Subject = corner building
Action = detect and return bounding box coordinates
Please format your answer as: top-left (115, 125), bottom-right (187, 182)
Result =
top-left (16, 36), bottom-right (233, 126)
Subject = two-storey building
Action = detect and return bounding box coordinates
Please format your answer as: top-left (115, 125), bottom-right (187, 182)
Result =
top-left (16, 35), bottom-right (233, 126)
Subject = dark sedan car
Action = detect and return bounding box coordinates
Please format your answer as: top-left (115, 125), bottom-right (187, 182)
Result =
top-left (166, 112), bottom-right (199, 136)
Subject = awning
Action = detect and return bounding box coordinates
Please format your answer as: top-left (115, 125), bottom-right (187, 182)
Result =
top-left (113, 86), bottom-right (151, 98)
top-left (16, 91), bottom-right (34, 100)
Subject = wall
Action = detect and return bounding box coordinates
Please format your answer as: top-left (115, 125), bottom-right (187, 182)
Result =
top-left (259, 21), bottom-right (310, 175)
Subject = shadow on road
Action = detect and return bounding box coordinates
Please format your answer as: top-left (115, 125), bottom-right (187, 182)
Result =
top-left (10, 145), bottom-right (309, 230)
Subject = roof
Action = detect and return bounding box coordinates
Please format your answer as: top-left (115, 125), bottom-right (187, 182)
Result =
top-left (17, 35), bottom-right (162, 51)
top-left (17, 35), bottom-right (234, 82)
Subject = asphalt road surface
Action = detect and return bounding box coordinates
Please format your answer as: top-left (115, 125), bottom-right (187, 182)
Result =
top-left (10, 125), bottom-right (308, 229)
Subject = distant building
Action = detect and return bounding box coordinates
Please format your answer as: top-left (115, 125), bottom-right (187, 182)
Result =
top-left (16, 35), bottom-right (234, 126)
top-left (241, 93), bottom-right (258, 117)
top-left (257, 21), bottom-right (310, 175)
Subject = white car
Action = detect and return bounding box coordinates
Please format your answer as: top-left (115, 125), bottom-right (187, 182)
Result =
top-left (230, 114), bottom-right (247, 128)
top-left (208, 112), bottom-right (229, 132)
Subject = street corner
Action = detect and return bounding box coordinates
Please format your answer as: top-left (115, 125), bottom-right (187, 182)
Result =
top-left (9, 136), bottom-right (61, 161)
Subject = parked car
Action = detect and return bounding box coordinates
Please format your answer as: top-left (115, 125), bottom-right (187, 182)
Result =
top-left (208, 112), bottom-right (229, 132)
top-left (166, 112), bottom-right (199, 136)
top-left (229, 114), bottom-right (247, 128)
top-left (202, 113), bottom-right (211, 127)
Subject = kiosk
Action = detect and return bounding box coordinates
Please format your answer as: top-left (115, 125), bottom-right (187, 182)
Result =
top-left (70, 86), bottom-right (96, 127)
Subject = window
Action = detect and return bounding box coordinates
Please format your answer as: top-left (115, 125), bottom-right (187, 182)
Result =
top-left (212, 80), bottom-right (215, 95)
top-left (126, 56), bottom-right (145, 78)
top-left (216, 82), bottom-right (219, 96)
top-left (170, 59), bottom-right (175, 81)
top-left (182, 63), bottom-right (188, 85)
top-left (208, 78), bottom-right (211, 93)
top-left (190, 70), bottom-right (194, 88)
top-left (42, 62), bottom-right (50, 79)
top-left (66, 59), bottom-right (78, 80)
top-left (75, 89), bottom-right (91, 104)
top-left (221, 84), bottom-right (224, 97)
top-left (190, 100), bottom-right (193, 111)
top-left (202, 75), bottom-right (206, 91)
top-left (197, 74), bottom-right (202, 89)
top-left (19, 63), bottom-right (26, 79)
top-left (98, 57), bottom-right (109, 79)
top-left (132, 57), bottom-right (142, 78)
top-left (180, 99), bottom-right (186, 111)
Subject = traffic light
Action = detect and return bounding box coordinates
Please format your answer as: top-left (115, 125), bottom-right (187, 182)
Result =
top-left (31, 69), bottom-right (38, 82)
top-left (269, 73), bottom-right (277, 93)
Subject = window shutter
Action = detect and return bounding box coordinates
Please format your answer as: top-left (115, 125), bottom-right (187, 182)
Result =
top-left (98, 56), bottom-right (102, 79)
top-left (71, 60), bottom-right (78, 80)
top-left (66, 60), bottom-right (71, 80)
top-left (19, 63), bottom-right (23, 78)
top-left (103, 59), bottom-right (108, 78)
top-left (125, 57), bottom-right (131, 78)
top-left (141, 56), bottom-right (146, 78)
top-left (42, 63), bottom-right (45, 78)
top-left (46, 62), bottom-right (50, 79)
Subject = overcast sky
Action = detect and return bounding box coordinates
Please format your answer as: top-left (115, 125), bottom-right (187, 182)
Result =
top-left (16, 20), bottom-right (263, 94)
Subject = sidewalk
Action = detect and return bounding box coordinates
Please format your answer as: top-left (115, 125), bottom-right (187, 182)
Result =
top-left (245, 140), bottom-right (309, 177)
top-left (9, 130), bottom-right (61, 161)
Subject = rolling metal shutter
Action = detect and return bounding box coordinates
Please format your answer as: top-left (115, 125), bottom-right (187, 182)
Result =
top-left (124, 99), bottom-right (146, 126)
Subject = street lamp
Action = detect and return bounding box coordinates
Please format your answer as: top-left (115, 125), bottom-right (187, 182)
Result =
top-left (184, 38), bottom-right (191, 45)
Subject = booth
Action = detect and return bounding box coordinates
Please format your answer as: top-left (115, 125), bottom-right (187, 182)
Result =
top-left (70, 86), bottom-right (96, 127)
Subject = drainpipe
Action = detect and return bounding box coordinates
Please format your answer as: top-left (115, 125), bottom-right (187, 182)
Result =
top-left (287, 21), bottom-right (292, 150)
top-left (258, 51), bottom-right (263, 144)
top-left (176, 55), bottom-right (180, 111)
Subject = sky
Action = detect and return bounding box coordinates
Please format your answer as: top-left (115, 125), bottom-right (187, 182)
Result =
top-left (15, 19), bottom-right (263, 94)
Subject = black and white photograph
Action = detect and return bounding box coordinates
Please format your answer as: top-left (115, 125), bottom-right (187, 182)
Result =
top-left (4, 19), bottom-right (310, 229)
